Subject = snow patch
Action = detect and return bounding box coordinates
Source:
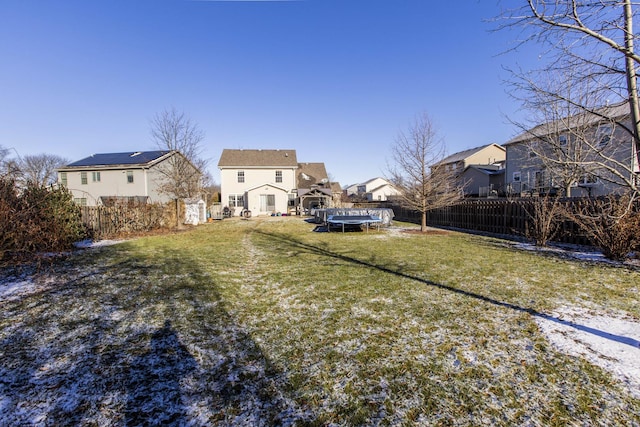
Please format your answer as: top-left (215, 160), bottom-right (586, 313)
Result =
top-left (535, 306), bottom-right (640, 399)
top-left (73, 239), bottom-right (124, 249)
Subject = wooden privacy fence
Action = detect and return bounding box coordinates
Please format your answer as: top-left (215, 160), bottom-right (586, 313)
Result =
top-left (80, 204), bottom-right (171, 237)
top-left (391, 198), bottom-right (590, 246)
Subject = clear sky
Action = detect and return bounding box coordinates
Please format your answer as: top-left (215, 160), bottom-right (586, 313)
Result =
top-left (0, 0), bottom-right (533, 186)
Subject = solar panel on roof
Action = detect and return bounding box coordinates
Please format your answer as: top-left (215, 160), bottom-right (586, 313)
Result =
top-left (66, 151), bottom-right (171, 167)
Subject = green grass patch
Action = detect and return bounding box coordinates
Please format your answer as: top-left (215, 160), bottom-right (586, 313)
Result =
top-left (1, 217), bottom-right (638, 425)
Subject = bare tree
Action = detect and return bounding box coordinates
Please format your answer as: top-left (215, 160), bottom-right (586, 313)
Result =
top-left (522, 192), bottom-right (565, 246)
top-left (0, 146), bottom-right (20, 180)
top-left (499, 0), bottom-right (640, 195)
top-left (18, 153), bottom-right (69, 187)
top-left (387, 113), bottom-right (463, 232)
top-left (150, 108), bottom-right (207, 199)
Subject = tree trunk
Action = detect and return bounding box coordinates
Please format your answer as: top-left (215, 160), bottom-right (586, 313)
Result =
top-left (175, 198), bottom-right (180, 229)
top-left (565, 183), bottom-right (572, 198)
top-left (421, 210), bottom-right (427, 232)
top-left (624, 0), bottom-right (640, 173)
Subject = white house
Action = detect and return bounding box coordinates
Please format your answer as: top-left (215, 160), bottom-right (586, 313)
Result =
top-left (57, 150), bottom-right (200, 206)
top-left (218, 149), bottom-right (299, 216)
top-left (218, 149), bottom-right (337, 216)
top-left (345, 177), bottom-right (400, 201)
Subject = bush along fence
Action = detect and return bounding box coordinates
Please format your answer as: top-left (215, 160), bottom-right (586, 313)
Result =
top-left (1, 179), bottom-right (85, 263)
top-left (391, 198), bottom-right (608, 247)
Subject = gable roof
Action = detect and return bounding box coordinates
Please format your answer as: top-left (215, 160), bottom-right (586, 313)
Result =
top-left (437, 143), bottom-right (505, 166)
top-left (63, 151), bottom-right (172, 168)
top-left (218, 149), bottom-right (298, 168)
top-left (297, 162), bottom-right (329, 188)
top-left (244, 183), bottom-right (290, 193)
top-left (298, 187), bottom-right (332, 197)
top-left (505, 101), bottom-right (630, 145)
top-left (368, 182), bottom-right (397, 193)
top-left (361, 177), bottom-right (387, 185)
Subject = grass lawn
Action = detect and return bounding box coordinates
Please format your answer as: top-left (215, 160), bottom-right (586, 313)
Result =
top-left (1, 216), bottom-right (639, 426)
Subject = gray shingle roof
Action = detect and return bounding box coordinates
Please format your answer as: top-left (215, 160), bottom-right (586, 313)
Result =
top-left (65, 151), bottom-right (172, 167)
top-left (297, 162), bottom-right (328, 188)
top-left (218, 149), bottom-right (298, 167)
top-left (505, 101), bottom-right (630, 145)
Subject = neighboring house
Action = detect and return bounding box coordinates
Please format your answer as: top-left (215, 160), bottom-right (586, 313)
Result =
top-left (462, 165), bottom-right (505, 197)
top-left (297, 162), bottom-right (332, 213)
top-left (433, 143), bottom-right (506, 196)
top-left (504, 102), bottom-right (639, 197)
top-left (57, 150), bottom-right (200, 206)
top-left (345, 177), bottom-right (400, 201)
top-left (218, 149), bottom-right (299, 216)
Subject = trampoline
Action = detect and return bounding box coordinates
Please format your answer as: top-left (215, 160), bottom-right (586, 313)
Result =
top-left (326, 215), bottom-right (382, 233)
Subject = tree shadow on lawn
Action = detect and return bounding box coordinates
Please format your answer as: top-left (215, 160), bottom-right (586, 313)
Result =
top-left (124, 319), bottom-right (198, 426)
top-left (256, 230), bottom-right (640, 349)
top-left (0, 247), bottom-right (312, 425)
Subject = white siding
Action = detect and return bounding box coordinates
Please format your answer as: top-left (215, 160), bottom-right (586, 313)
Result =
top-left (220, 167), bottom-right (297, 216)
top-left (58, 153), bottom-right (198, 206)
top-left (367, 184), bottom-right (400, 201)
top-left (61, 168), bottom-right (150, 206)
top-left (245, 184), bottom-right (290, 216)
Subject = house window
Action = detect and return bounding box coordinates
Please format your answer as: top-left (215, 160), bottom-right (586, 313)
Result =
top-left (126, 171), bottom-right (134, 184)
top-left (237, 171), bottom-right (245, 183)
top-left (597, 125), bottom-right (612, 147)
top-left (577, 174), bottom-right (598, 186)
top-left (275, 170), bottom-right (282, 183)
top-left (92, 171), bottom-right (101, 182)
top-left (60, 172), bottom-right (67, 187)
top-left (513, 172), bottom-right (521, 182)
top-left (81, 171), bottom-right (87, 185)
top-left (74, 198), bottom-right (87, 206)
top-left (228, 194), bottom-right (244, 208)
top-left (288, 193), bottom-right (296, 207)
top-left (558, 134), bottom-right (567, 147)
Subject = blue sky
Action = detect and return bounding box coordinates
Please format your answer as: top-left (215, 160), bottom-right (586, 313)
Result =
top-left (0, 0), bottom-right (532, 186)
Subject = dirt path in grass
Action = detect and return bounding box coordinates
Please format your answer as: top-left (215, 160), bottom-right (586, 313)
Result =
top-left (241, 228), bottom-right (264, 280)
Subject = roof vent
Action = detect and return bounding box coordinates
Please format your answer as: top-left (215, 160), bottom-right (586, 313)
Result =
top-left (131, 152), bottom-right (142, 157)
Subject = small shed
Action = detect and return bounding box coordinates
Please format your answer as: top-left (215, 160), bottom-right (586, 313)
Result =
top-left (184, 198), bottom-right (207, 225)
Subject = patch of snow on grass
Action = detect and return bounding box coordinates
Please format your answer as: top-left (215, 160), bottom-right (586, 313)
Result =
top-left (0, 275), bottom-right (60, 302)
top-left (514, 242), bottom-right (640, 267)
top-left (73, 239), bottom-right (124, 249)
top-left (535, 306), bottom-right (640, 399)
